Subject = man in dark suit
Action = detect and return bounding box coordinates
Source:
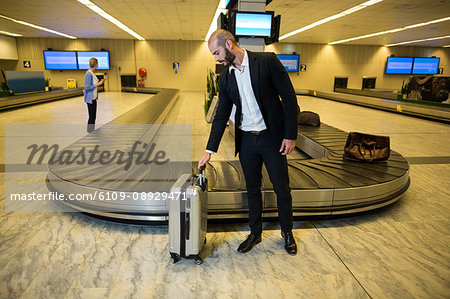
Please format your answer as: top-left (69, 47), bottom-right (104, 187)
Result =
top-left (198, 29), bottom-right (298, 255)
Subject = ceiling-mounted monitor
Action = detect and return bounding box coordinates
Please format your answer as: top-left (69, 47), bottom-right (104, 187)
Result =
top-left (77, 51), bottom-right (110, 70)
top-left (385, 57), bottom-right (413, 74)
top-left (277, 54), bottom-right (299, 72)
top-left (233, 11), bottom-right (273, 38)
top-left (226, 0), bottom-right (237, 10)
top-left (43, 51), bottom-right (77, 70)
top-left (412, 57), bottom-right (440, 75)
top-left (265, 14), bottom-right (281, 45)
top-left (218, 12), bottom-right (228, 30)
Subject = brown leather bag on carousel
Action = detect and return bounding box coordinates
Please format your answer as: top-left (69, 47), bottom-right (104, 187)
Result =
top-left (343, 132), bottom-right (390, 162)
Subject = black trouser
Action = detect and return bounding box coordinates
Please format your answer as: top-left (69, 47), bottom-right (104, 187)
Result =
top-left (239, 131), bottom-right (293, 236)
top-left (86, 100), bottom-right (97, 133)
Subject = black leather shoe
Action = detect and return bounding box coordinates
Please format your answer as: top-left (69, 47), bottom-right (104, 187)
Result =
top-left (281, 231), bottom-right (297, 255)
top-left (237, 234), bottom-right (261, 253)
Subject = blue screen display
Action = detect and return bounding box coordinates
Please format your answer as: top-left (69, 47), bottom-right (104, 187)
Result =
top-left (412, 57), bottom-right (440, 75)
top-left (43, 51), bottom-right (77, 70)
top-left (77, 51), bottom-right (110, 70)
top-left (235, 13), bottom-right (272, 37)
top-left (385, 57), bottom-right (413, 74)
top-left (277, 54), bottom-right (299, 72)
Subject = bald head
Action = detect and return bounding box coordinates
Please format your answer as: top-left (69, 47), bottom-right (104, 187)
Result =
top-left (208, 29), bottom-right (238, 48)
top-left (208, 29), bottom-right (244, 68)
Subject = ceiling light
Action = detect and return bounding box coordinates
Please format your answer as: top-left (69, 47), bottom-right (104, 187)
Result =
top-left (329, 16), bottom-right (450, 44)
top-left (386, 35), bottom-right (450, 47)
top-left (77, 0), bottom-right (145, 40)
top-left (0, 30), bottom-right (23, 37)
top-left (205, 0), bottom-right (227, 41)
top-left (0, 15), bottom-right (76, 39)
top-left (443, 45), bottom-right (450, 47)
top-left (279, 0), bottom-right (383, 41)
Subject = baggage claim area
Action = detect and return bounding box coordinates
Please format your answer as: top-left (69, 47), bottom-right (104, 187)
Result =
top-left (1, 0), bottom-right (449, 298)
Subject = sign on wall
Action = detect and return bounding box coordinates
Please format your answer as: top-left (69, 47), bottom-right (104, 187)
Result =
top-left (23, 61), bottom-right (31, 68)
top-left (300, 64), bottom-right (307, 72)
top-left (67, 79), bottom-right (76, 89)
top-left (173, 62), bottom-right (180, 74)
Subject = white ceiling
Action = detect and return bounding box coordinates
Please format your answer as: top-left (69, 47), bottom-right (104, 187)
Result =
top-left (0, 0), bottom-right (449, 46)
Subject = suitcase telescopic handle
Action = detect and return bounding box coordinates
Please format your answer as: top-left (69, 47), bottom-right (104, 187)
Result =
top-left (197, 165), bottom-right (206, 187)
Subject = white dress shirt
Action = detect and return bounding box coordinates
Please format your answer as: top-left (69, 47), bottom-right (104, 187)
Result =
top-left (229, 50), bottom-right (267, 132)
top-left (88, 69), bottom-right (99, 100)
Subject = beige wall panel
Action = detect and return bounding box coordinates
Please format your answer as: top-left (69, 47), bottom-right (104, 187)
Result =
top-left (3, 37), bottom-right (448, 92)
top-left (0, 35), bottom-right (18, 60)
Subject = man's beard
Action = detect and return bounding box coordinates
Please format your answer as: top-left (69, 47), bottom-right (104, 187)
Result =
top-left (221, 48), bottom-right (236, 67)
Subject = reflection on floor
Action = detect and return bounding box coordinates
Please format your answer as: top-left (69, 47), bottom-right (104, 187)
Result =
top-left (0, 92), bottom-right (449, 298)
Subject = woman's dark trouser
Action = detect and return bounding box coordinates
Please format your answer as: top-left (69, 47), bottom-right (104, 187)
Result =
top-left (86, 100), bottom-right (97, 133)
top-left (238, 131), bottom-right (293, 236)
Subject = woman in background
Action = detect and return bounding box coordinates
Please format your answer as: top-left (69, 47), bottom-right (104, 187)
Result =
top-left (84, 57), bottom-right (105, 133)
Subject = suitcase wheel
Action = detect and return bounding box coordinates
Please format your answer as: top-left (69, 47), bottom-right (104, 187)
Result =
top-left (194, 255), bottom-right (203, 265)
top-left (170, 253), bottom-right (181, 264)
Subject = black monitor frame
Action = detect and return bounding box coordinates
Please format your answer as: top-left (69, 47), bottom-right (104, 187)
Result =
top-left (43, 50), bottom-right (78, 70)
top-left (265, 14), bottom-right (281, 45)
top-left (385, 56), bottom-right (413, 75)
top-left (276, 54), bottom-right (300, 73)
top-left (230, 10), bottom-right (274, 38)
top-left (76, 50), bottom-right (111, 70)
top-left (412, 57), bottom-right (440, 75)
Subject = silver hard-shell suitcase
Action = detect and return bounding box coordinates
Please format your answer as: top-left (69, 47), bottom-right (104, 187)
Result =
top-left (169, 169), bottom-right (207, 264)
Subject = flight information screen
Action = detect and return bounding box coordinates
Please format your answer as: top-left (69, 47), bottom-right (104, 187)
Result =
top-left (43, 51), bottom-right (77, 70)
top-left (77, 51), bottom-right (110, 70)
top-left (385, 57), bottom-right (413, 74)
top-left (277, 54), bottom-right (300, 72)
top-left (412, 57), bottom-right (440, 75)
top-left (235, 12), bottom-right (272, 37)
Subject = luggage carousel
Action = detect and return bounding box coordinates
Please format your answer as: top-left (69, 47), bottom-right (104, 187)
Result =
top-left (296, 89), bottom-right (450, 124)
top-left (46, 88), bottom-right (410, 221)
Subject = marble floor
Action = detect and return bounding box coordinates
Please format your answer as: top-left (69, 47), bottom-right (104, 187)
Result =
top-left (0, 92), bottom-right (449, 298)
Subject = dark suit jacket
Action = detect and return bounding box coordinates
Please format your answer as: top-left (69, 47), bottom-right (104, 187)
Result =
top-left (206, 51), bottom-right (298, 156)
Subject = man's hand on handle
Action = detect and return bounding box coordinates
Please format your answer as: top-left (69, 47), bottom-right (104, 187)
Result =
top-left (198, 152), bottom-right (211, 169)
top-left (279, 139), bottom-right (296, 155)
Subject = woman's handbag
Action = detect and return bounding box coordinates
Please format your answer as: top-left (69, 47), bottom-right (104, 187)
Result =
top-left (343, 132), bottom-right (390, 162)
